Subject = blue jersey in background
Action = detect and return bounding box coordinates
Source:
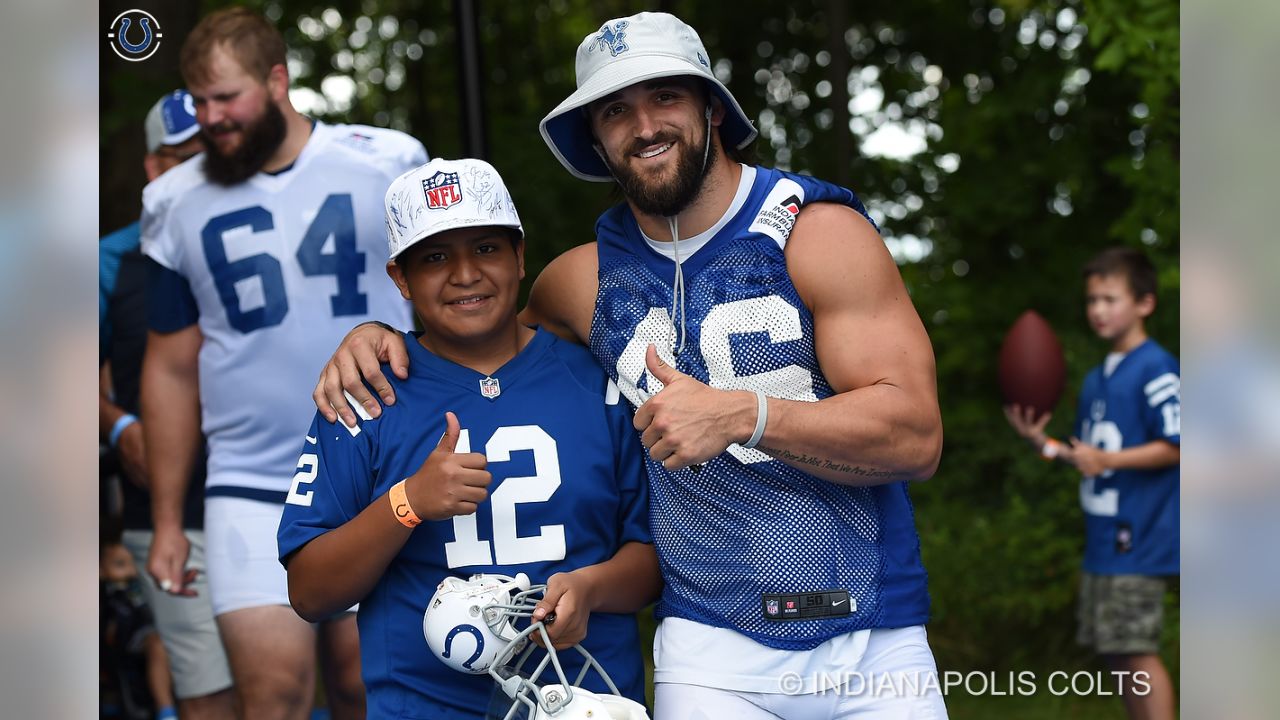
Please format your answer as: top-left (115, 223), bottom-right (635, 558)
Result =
top-left (1075, 338), bottom-right (1180, 576)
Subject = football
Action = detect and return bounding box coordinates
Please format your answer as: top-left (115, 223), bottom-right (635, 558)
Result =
top-left (998, 310), bottom-right (1066, 418)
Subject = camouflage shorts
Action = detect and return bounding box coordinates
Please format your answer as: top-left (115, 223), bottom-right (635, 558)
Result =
top-left (1076, 572), bottom-right (1167, 655)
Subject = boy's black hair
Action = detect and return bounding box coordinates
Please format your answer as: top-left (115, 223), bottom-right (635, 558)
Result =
top-left (1083, 247), bottom-right (1158, 301)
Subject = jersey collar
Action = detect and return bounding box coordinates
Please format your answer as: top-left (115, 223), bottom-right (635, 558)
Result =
top-left (404, 326), bottom-right (554, 399)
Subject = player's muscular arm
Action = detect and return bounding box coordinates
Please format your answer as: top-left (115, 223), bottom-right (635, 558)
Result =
top-left (287, 412), bottom-right (490, 621)
top-left (521, 242), bottom-right (598, 345)
top-left (758, 203), bottom-right (942, 483)
top-left (140, 325), bottom-right (204, 594)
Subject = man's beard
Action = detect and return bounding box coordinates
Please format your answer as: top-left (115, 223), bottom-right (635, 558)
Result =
top-left (605, 126), bottom-right (715, 217)
top-left (200, 100), bottom-right (287, 186)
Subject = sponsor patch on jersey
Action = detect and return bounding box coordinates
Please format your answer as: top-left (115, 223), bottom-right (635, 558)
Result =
top-left (761, 589), bottom-right (854, 621)
top-left (748, 179), bottom-right (806, 247)
top-left (423, 171), bottom-right (463, 210)
top-left (336, 131), bottom-right (377, 154)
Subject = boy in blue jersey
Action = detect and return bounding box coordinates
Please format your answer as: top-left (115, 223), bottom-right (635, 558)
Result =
top-left (1006, 247), bottom-right (1179, 720)
top-left (277, 158), bottom-right (660, 719)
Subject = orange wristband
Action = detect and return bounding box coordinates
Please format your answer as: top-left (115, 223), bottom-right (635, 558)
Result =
top-left (389, 479), bottom-right (422, 528)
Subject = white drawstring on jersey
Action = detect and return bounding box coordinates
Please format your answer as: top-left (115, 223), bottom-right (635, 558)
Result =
top-left (667, 214), bottom-right (687, 356)
top-left (665, 103), bottom-right (715, 358)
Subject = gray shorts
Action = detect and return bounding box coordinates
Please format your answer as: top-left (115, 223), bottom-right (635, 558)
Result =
top-left (122, 529), bottom-right (233, 699)
top-left (1076, 572), bottom-right (1168, 655)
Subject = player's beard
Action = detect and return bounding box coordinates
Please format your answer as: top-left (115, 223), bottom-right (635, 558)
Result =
top-left (200, 99), bottom-right (287, 186)
top-left (604, 125), bottom-right (715, 218)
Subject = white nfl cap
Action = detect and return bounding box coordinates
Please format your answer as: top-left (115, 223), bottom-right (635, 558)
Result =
top-left (144, 90), bottom-right (199, 153)
top-left (384, 158), bottom-right (524, 261)
top-left (539, 11), bottom-right (758, 182)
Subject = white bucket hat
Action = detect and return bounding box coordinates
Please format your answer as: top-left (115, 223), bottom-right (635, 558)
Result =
top-left (539, 11), bottom-right (758, 182)
top-left (384, 158), bottom-right (524, 261)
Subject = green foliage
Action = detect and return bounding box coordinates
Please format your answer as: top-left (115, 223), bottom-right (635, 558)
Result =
top-left (100, 0), bottom-right (1179, 677)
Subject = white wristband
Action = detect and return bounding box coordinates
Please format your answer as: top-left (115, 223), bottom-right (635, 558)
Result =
top-left (742, 390), bottom-right (768, 449)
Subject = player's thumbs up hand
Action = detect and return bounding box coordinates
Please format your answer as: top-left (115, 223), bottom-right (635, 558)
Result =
top-left (406, 412), bottom-right (490, 521)
top-left (643, 343), bottom-right (685, 387)
top-left (634, 344), bottom-right (757, 470)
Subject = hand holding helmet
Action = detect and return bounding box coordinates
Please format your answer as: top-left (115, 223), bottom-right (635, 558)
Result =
top-left (423, 573), bottom-right (651, 719)
top-left (530, 571), bottom-right (593, 651)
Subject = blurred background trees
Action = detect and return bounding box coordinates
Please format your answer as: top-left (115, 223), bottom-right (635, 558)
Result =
top-left (101, 0), bottom-right (1178, 680)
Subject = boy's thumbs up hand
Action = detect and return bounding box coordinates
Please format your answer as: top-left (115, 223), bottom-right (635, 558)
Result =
top-left (406, 412), bottom-right (491, 521)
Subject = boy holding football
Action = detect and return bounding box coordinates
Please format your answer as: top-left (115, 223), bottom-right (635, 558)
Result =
top-left (276, 158), bottom-right (658, 718)
top-left (1006, 247), bottom-right (1179, 720)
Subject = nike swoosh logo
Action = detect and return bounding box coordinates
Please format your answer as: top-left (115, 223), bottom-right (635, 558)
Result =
top-left (832, 599), bottom-right (847, 606)
top-left (306, 435), bottom-right (317, 444)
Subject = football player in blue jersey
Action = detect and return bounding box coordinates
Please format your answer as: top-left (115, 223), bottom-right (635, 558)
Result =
top-left (140, 8), bottom-right (426, 720)
top-left (277, 158), bottom-right (659, 718)
top-left (314, 12), bottom-right (946, 718)
top-left (1006, 247), bottom-right (1178, 720)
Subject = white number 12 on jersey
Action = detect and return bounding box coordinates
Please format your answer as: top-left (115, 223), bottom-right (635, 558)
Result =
top-left (444, 425), bottom-right (566, 568)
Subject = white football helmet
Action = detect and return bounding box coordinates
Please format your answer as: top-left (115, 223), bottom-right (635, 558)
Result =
top-left (423, 573), bottom-right (650, 720)
top-left (423, 573), bottom-right (543, 675)
top-left (487, 620), bottom-right (650, 719)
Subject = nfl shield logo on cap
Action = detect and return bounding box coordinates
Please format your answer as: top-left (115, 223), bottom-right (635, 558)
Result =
top-left (384, 158), bottom-right (524, 261)
top-left (422, 171), bottom-right (463, 210)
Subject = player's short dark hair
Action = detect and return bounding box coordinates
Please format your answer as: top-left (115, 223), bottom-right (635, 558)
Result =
top-left (181, 7), bottom-right (287, 86)
top-left (1083, 247), bottom-right (1158, 301)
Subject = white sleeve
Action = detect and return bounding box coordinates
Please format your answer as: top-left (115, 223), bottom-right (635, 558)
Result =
top-left (139, 175), bottom-right (183, 272)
